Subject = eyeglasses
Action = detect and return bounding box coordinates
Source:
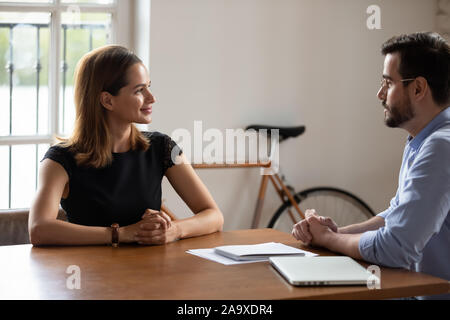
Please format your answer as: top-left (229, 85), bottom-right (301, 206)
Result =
top-left (380, 77), bottom-right (416, 93)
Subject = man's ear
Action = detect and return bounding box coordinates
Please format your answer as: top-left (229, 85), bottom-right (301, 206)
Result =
top-left (100, 91), bottom-right (114, 111)
top-left (411, 77), bottom-right (428, 102)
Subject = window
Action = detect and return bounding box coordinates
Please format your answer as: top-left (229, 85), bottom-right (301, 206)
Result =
top-left (0, 0), bottom-right (130, 209)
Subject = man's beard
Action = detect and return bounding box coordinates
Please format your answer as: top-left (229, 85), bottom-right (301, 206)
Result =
top-left (382, 95), bottom-right (415, 128)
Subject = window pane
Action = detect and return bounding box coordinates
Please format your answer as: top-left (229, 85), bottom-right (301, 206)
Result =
top-left (60, 12), bottom-right (111, 135)
top-left (11, 144), bottom-right (36, 208)
top-left (0, 12), bottom-right (50, 136)
top-left (0, 27), bottom-right (10, 136)
top-left (5, 143), bottom-right (49, 209)
top-left (0, 146), bottom-right (9, 209)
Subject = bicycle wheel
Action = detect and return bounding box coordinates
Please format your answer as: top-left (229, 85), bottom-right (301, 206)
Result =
top-left (267, 187), bottom-right (375, 233)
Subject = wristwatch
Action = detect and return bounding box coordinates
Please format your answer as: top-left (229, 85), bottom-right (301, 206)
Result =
top-left (111, 223), bottom-right (119, 247)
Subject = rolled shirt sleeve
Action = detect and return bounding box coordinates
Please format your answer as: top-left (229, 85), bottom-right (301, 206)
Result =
top-left (376, 207), bottom-right (392, 220)
top-left (358, 134), bottom-right (450, 270)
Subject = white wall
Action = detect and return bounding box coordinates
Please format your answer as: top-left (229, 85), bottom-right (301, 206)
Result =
top-left (148, 0), bottom-right (437, 230)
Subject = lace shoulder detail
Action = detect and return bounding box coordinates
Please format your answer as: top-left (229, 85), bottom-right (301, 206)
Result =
top-left (162, 134), bottom-right (183, 172)
top-left (142, 131), bottom-right (183, 173)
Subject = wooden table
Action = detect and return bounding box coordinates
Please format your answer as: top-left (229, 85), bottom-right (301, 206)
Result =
top-left (0, 229), bottom-right (448, 300)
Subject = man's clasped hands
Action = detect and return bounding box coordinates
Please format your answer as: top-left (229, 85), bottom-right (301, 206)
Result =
top-left (292, 209), bottom-right (339, 247)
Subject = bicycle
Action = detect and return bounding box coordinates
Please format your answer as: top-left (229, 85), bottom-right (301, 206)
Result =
top-left (191, 125), bottom-right (375, 233)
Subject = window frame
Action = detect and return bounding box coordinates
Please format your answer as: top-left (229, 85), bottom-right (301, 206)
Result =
top-left (0, 0), bottom-right (131, 208)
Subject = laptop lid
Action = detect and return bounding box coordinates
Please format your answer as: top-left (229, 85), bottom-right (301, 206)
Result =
top-left (269, 256), bottom-right (370, 286)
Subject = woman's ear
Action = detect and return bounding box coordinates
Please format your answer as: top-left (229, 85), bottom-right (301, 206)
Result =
top-left (100, 91), bottom-right (114, 111)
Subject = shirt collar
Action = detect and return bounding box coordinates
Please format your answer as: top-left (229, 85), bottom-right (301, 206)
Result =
top-left (408, 106), bottom-right (450, 150)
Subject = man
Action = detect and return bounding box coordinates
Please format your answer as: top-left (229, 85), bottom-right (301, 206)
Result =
top-left (292, 32), bottom-right (450, 300)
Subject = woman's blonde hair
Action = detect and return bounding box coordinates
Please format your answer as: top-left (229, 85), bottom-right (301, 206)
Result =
top-left (60, 45), bottom-right (149, 168)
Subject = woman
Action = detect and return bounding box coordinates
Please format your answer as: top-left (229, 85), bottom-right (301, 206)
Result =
top-left (28, 45), bottom-right (223, 246)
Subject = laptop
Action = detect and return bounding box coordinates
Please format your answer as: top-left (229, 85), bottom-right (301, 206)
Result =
top-left (269, 256), bottom-right (370, 286)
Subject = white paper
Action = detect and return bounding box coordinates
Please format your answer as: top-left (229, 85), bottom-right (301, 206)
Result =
top-left (187, 242), bottom-right (317, 265)
top-left (187, 248), bottom-right (267, 265)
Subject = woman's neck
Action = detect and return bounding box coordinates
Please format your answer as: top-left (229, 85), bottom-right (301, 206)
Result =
top-left (109, 121), bottom-right (132, 153)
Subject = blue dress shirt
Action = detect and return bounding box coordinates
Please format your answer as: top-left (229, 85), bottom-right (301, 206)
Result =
top-left (359, 107), bottom-right (450, 300)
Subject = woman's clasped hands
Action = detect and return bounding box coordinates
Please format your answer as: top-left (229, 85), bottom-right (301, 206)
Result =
top-left (122, 208), bottom-right (181, 245)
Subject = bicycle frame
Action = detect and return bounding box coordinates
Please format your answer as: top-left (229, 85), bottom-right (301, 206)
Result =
top-left (192, 162), bottom-right (305, 228)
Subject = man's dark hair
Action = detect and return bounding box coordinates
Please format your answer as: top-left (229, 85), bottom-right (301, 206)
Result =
top-left (381, 32), bottom-right (450, 107)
